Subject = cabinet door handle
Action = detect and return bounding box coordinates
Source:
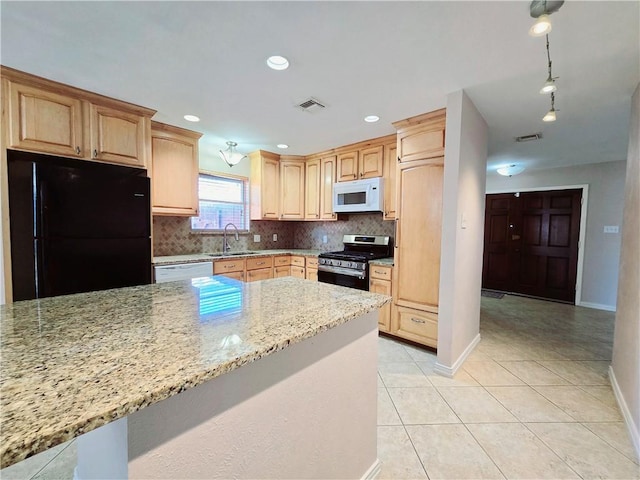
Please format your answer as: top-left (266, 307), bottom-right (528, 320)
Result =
top-left (411, 317), bottom-right (426, 324)
top-left (256, 261), bottom-right (265, 265)
top-left (93, 149), bottom-right (98, 158)
top-left (75, 146), bottom-right (81, 155)
top-left (359, 172), bottom-right (363, 177)
top-left (374, 270), bottom-right (386, 275)
top-left (225, 264), bottom-right (236, 269)
top-left (397, 156), bottom-right (401, 163)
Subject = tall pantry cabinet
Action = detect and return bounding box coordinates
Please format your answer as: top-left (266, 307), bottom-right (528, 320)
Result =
top-left (391, 109), bottom-right (446, 349)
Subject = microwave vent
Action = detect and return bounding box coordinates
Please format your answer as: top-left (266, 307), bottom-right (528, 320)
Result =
top-left (296, 97), bottom-right (326, 112)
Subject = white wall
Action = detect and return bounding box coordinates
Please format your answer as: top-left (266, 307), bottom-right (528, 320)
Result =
top-left (486, 161), bottom-right (626, 310)
top-left (436, 90), bottom-right (488, 374)
top-left (611, 83), bottom-right (640, 458)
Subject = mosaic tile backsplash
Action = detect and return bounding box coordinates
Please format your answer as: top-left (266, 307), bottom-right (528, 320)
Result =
top-left (153, 214), bottom-right (394, 256)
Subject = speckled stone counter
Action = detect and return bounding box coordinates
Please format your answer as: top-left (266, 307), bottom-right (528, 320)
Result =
top-left (153, 249), bottom-right (323, 266)
top-left (369, 257), bottom-right (394, 266)
top-left (0, 277), bottom-right (389, 468)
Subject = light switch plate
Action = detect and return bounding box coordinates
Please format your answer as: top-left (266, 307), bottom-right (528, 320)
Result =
top-left (604, 226), bottom-right (619, 234)
top-left (253, 234), bottom-right (261, 242)
top-left (273, 233), bottom-right (278, 242)
top-left (322, 235), bottom-right (328, 244)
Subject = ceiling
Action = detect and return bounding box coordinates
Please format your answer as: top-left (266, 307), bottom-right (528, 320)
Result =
top-left (1, 1), bottom-right (638, 176)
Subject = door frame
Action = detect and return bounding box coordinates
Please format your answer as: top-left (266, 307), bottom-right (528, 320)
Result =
top-left (485, 184), bottom-right (589, 306)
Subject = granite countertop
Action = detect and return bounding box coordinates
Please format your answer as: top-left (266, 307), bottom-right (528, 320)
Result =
top-left (0, 277), bottom-right (389, 468)
top-left (369, 257), bottom-right (394, 266)
top-left (153, 249), bottom-right (323, 266)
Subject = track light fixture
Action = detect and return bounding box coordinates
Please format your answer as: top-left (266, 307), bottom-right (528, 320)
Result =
top-left (528, 1), bottom-right (564, 37)
top-left (540, 34), bottom-right (558, 94)
top-left (543, 92), bottom-right (557, 122)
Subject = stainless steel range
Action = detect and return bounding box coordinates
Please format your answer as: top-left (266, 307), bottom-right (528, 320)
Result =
top-left (318, 235), bottom-right (392, 291)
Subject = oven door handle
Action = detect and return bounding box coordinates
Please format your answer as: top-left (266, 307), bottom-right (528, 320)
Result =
top-left (318, 264), bottom-right (366, 279)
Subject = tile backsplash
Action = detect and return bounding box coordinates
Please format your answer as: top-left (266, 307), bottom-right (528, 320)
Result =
top-left (293, 214), bottom-right (395, 251)
top-left (153, 213), bottom-right (394, 256)
top-left (153, 217), bottom-right (295, 256)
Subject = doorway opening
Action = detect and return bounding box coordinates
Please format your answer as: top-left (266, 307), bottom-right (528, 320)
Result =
top-left (482, 186), bottom-right (587, 303)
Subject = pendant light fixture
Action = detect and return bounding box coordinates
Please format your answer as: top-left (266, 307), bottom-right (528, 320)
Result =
top-left (219, 141), bottom-right (246, 167)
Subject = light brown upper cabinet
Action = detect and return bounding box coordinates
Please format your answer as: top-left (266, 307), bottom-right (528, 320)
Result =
top-left (280, 157), bottom-right (305, 220)
top-left (150, 121), bottom-right (202, 216)
top-left (249, 150), bottom-right (280, 220)
top-left (396, 109), bottom-right (446, 163)
top-left (359, 145), bottom-right (384, 178)
top-left (337, 145), bottom-right (384, 182)
top-left (383, 142), bottom-right (397, 221)
top-left (90, 104), bottom-right (148, 167)
top-left (337, 150), bottom-right (359, 182)
top-left (304, 158), bottom-right (321, 220)
top-left (1, 67), bottom-right (156, 168)
top-left (319, 155), bottom-right (337, 220)
top-left (6, 81), bottom-right (84, 158)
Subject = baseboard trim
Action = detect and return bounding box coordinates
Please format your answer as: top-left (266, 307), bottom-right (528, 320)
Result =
top-left (609, 366), bottom-right (640, 461)
top-left (361, 458), bottom-right (381, 479)
top-left (433, 333), bottom-right (481, 378)
top-left (578, 301), bottom-right (616, 312)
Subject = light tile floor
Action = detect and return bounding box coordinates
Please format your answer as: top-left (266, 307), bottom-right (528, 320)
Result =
top-left (377, 294), bottom-right (639, 479)
top-left (3, 295), bottom-right (638, 479)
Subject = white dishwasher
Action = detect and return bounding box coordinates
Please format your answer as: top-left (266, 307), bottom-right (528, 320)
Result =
top-left (154, 262), bottom-right (213, 283)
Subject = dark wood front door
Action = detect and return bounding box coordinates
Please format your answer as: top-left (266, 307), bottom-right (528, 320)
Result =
top-left (482, 189), bottom-right (582, 302)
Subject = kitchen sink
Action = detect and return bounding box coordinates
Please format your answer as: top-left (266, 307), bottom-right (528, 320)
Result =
top-left (207, 251), bottom-right (255, 257)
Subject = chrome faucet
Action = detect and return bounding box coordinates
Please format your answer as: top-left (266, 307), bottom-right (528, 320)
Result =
top-left (223, 223), bottom-right (240, 253)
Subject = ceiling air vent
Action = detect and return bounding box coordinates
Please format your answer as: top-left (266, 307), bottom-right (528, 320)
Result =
top-left (296, 97), bottom-right (326, 113)
top-left (515, 133), bottom-right (543, 142)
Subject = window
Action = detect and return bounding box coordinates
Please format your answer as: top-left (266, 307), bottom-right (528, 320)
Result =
top-left (190, 172), bottom-right (249, 232)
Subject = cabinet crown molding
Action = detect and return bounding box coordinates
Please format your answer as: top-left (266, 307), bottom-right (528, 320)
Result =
top-left (392, 108), bottom-right (446, 131)
top-left (0, 65), bottom-right (156, 118)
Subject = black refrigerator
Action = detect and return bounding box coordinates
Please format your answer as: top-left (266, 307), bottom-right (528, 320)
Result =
top-left (8, 150), bottom-right (152, 301)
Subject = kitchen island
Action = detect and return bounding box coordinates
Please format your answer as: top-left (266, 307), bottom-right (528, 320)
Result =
top-left (1, 276), bottom-right (389, 479)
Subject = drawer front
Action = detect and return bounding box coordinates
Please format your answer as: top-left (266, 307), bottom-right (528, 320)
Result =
top-left (395, 307), bottom-right (438, 347)
top-left (290, 256), bottom-right (305, 267)
top-left (291, 266), bottom-right (305, 278)
top-left (246, 256), bottom-right (274, 271)
top-left (370, 265), bottom-right (392, 281)
top-left (213, 259), bottom-right (245, 274)
top-left (274, 255), bottom-right (291, 266)
top-left (246, 267), bottom-right (273, 282)
top-left (306, 256), bottom-right (319, 268)
top-left (274, 266), bottom-right (291, 278)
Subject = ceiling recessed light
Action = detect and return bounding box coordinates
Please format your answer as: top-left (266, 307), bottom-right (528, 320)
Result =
top-left (267, 55), bottom-right (289, 71)
top-left (183, 114), bottom-right (200, 122)
top-left (364, 115), bottom-right (380, 123)
top-left (277, 144), bottom-right (289, 149)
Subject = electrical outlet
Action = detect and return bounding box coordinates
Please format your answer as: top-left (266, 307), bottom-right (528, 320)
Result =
top-left (272, 233), bottom-right (278, 242)
top-left (603, 226), bottom-right (619, 234)
top-left (253, 234), bottom-right (261, 242)
top-left (322, 235), bottom-right (328, 244)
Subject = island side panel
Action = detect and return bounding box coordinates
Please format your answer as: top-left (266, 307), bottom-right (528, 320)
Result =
top-left (127, 310), bottom-right (379, 479)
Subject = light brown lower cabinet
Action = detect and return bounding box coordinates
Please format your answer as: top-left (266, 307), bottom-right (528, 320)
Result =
top-left (291, 266), bottom-right (305, 279)
top-left (305, 268), bottom-right (318, 281)
top-left (274, 266), bottom-right (291, 278)
top-left (392, 306), bottom-right (438, 349)
top-left (220, 271), bottom-right (245, 281)
top-left (369, 265), bottom-right (392, 333)
top-left (247, 268), bottom-right (273, 282)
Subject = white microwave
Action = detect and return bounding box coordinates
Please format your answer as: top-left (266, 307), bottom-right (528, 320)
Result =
top-left (333, 177), bottom-right (384, 213)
